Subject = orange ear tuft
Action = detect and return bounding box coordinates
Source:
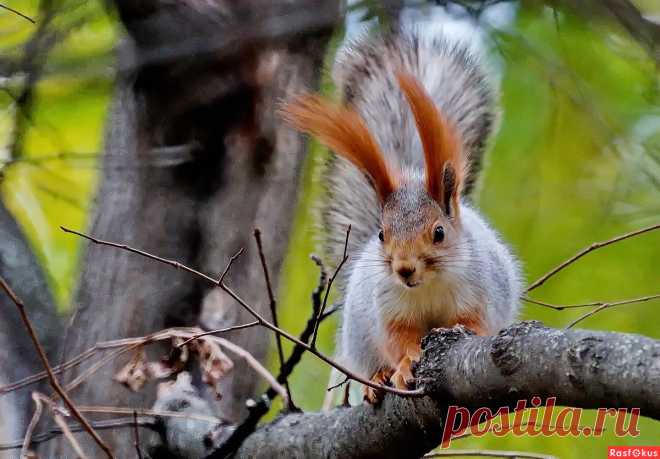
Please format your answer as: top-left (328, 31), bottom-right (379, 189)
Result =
top-left (280, 94), bottom-right (398, 202)
top-left (396, 71), bottom-right (465, 215)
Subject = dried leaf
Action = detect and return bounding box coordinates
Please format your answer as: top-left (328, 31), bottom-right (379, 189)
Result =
top-left (114, 347), bottom-right (150, 392)
top-left (193, 338), bottom-right (233, 398)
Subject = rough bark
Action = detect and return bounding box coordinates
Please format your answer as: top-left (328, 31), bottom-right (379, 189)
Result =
top-left (43, 1), bottom-right (338, 457)
top-left (233, 322), bottom-right (660, 457)
top-left (148, 322), bottom-right (660, 458)
top-left (0, 198), bottom-right (60, 458)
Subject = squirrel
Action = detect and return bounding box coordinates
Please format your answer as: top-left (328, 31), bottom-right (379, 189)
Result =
top-left (281, 29), bottom-right (522, 403)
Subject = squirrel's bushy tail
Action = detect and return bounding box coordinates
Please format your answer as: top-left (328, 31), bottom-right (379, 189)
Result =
top-left (323, 28), bottom-right (498, 267)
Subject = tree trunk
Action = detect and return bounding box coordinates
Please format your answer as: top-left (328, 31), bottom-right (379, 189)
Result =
top-left (0, 198), bottom-right (60, 458)
top-left (43, 1), bottom-right (338, 457)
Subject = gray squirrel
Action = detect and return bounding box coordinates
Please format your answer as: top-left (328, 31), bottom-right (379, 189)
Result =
top-left (282, 29), bottom-right (521, 403)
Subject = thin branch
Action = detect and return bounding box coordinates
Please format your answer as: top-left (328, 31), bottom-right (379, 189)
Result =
top-left (522, 293), bottom-right (660, 311)
top-left (0, 3), bottom-right (36, 24)
top-left (178, 321), bottom-right (261, 347)
top-left (214, 335), bottom-right (288, 404)
top-left (522, 296), bottom-right (602, 310)
top-left (526, 223), bottom-right (660, 292)
top-left (53, 410), bottom-right (89, 459)
top-left (310, 255), bottom-right (328, 325)
top-left (32, 392), bottom-right (90, 459)
top-left (319, 302), bottom-right (341, 321)
top-left (424, 449), bottom-right (556, 459)
top-left (22, 393), bottom-right (44, 458)
top-left (132, 411), bottom-right (143, 459)
top-left (311, 225), bottom-right (350, 349)
top-left (61, 226), bottom-right (219, 284)
top-left (565, 294), bottom-right (660, 329)
top-left (0, 276), bottom-right (114, 458)
top-left (0, 417), bottom-right (158, 452)
top-left (75, 405), bottom-right (220, 424)
top-left (327, 376), bottom-right (349, 392)
top-left (253, 228), bottom-right (294, 410)
top-left (61, 226), bottom-right (423, 398)
top-left (1, 345), bottom-right (106, 395)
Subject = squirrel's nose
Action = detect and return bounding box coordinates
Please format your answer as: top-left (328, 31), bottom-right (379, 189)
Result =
top-left (396, 266), bottom-right (416, 280)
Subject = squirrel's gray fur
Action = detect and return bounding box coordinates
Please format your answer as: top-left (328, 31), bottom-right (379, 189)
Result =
top-left (324, 28), bottom-right (498, 269)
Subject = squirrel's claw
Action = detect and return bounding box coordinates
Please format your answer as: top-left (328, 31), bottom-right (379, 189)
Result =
top-left (391, 355), bottom-right (416, 390)
top-left (363, 367), bottom-right (393, 404)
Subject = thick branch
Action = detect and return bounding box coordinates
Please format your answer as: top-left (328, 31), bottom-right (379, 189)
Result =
top-left (228, 322), bottom-right (659, 458)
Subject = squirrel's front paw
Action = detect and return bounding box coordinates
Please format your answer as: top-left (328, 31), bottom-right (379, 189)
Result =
top-left (363, 367), bottom-right (393, 404)
top-left (391, 355), bottom-right (417, 390)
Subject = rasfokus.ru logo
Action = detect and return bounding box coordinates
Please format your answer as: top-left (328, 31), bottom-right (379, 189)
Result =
top-left (441, 397), bottom-right (641, 448)
top-left (608, 447), bottom-right (660, 458)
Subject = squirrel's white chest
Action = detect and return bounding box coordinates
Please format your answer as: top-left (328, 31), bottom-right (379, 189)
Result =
top-left (374, 273), bottom-right (473, 327)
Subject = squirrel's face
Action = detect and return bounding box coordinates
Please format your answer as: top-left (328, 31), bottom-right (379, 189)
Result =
top-left (380, 186), bottom-right (459, 289)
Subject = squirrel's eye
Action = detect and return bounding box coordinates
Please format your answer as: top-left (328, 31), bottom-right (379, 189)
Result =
top-left (433, 225), bottom-right (445, 244)
top-left (378, 230), bottom-right (384, 242)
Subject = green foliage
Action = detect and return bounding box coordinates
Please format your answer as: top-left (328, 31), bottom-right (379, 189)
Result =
top-left (1, 1), bottom-right (658, 456)
top-left (1, 0), bottom-right (117, 305)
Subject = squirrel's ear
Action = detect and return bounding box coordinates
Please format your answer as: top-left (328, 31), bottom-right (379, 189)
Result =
top-left (396, 71), bottom-right (465, 214)
top-left (441, 163), bottom-right (459, 217)
top-left (280, 94), bottom-right (399, 203)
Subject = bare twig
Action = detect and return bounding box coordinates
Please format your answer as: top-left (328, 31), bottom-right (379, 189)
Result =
top-left (327, 376), bottom-right (349, 392)
top-left (61, 226), bottom-right (423, 398)
top-left (253, 228), bottom-right (294, 410)
top-left (523, 293), bottom-right (660, 311)
top-left (310, 255), bottom-right (328, 323)
top-left (32, 392), bottom-right (90, 459)
top-left (311, 225), bottom-right (350, 349)
top-left (21, 393), bottom-right (44, 458)
top-left (526, 223), bottom-right (660, 292)
top-left (424, 449), bottom-right (556, 459)
top-left (0, 416), bottom-right (157, 452)
top-left (132, 411), bottom-right (143, 459)
top-left (1, 345), bottom-right (108, 395)
top-left (178, 321), bottom-right (260, 347)
top-left (214, 335), bottom-right (288, 403)
top-left (61, 226), bottom-right (218, 284)
top-left (0, 276), bottom-right (114, 458)
top-left (53, 412), bottom-right (89, 458)
top-left (522, 296), bottom-right (602, 310)
top-left (565, 294), bottom-right (660, 329)
top-left (75, 406), bottom-right (220, 424)
top-left (319, 303), bottom-right (342, 321)
top-left (0, 3), bottom-right (36, 24)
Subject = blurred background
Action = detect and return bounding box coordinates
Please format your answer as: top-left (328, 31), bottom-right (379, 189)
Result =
top-left (1, 0), bottom-right (659, 458)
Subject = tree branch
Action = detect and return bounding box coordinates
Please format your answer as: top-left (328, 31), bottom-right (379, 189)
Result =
top-left (253, 228), bottom-right (293, 409)
top-left (225, 322), bottom-right (659, 458)
top-left (0, 3), bottom-right (36, 23)
top-left (526, 223), bottom-right (660, 292)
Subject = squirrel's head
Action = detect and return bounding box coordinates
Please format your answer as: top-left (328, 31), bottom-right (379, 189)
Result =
top-left (281, 71), bottom-right (466, 288)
